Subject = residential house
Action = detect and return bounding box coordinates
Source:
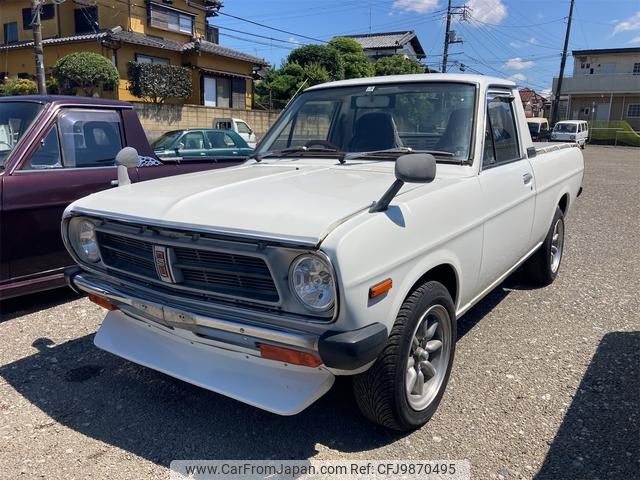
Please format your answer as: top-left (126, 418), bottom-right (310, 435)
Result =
top-left (552, 47), bottom-right (640, 130)
top-left (519, 88), bottom-right (549, 118)
top-left (345, 31), bottom-right (426, 61)
top-left (0, 0), bottom-right (266, 108)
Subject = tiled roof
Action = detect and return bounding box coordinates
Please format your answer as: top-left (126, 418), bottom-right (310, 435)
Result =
top-left (0, 29), bottom-right (267, 66)
top-left (519, 88), bottom-right (534, 103)
top-left (346, 31), bottom-right (426, 58)
top-left (183, 39), bottom-right (267, 65)
top-left (111, 30), bottom-right (184, 52)
top-left (0, 31), bottom-right (109, 50)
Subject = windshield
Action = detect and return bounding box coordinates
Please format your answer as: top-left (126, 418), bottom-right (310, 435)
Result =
top-left (554, 123), bottom-right (577, 133)
top-left (153, 131), bottom-right (182, 150)
top-left (527, 122), bottom-right (541, 135)
top-left (0, 102), bottom-right (43, 168)
top-left (258, 82), bottom-right (477, 161)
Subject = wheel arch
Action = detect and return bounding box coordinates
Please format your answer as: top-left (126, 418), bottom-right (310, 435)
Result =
top-left (558, 192), bottom-right (570, 215)
top-left (402, 262), bottom-right (460, 312)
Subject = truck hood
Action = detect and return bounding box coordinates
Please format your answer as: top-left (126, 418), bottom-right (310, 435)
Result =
top-left (68, 160), bottom-right (443, 245)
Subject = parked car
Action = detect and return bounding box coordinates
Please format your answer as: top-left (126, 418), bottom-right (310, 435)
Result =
top-left (213, 117), bottom-right (257, 148)
top-left (0, 96), bottom-right (243, 300)
top-left (153, 128), bottom-right (253, 161)
top-left (550, 120), bottom-right (588, 149)
top-left (64, 74), bottom-right (584, 431)
top-left (527, 117), bottom-right (550, 141)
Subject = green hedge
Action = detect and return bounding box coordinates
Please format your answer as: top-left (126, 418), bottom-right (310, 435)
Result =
top-left (52, 52), bottom-right (119, 94)
top-left (127, 62), bottom-right (192, 104)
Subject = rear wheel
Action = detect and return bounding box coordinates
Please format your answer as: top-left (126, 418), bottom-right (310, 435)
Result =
top-left (352, 281), bottom-right (456, 431)
top-left (524, 207), bottom-right (565, 286)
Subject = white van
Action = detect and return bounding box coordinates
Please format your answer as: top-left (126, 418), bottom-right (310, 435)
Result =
top-left (550, 120), bottom-right (588, 149)
top-left (213, 117), bottom-right (257, 148)
top-left (527, 117), bottom-right (550, 141)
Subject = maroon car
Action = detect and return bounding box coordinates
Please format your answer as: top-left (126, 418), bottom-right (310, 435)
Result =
top-left (0, 96), bottom-right (242, 299)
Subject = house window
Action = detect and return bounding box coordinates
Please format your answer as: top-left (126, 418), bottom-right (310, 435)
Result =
top-left (74, 6), bottom-right (98, 34)
top-left (22, 5), bottom-right (55, 30)
top-left (202, 75), bottom-right (247, 108)
top-left (135, 54), bottom-right (170, 65)
top-left (627, 104), bottom-right (640, 118)
top-left (633, 63), bottom-right (640, 75)
top-left (148, 3), bottom-right (194, 35)
top-left (3, 22), bottom-right (18, 44)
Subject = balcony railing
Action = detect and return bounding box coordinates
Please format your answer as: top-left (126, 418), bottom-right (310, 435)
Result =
top-left (553, 73), bottom-right (640, 95)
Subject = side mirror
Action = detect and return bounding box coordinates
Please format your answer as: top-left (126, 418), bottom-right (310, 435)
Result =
top-left (115, 146), bottom-right (138, 186)
top-left (371, 153), bottom-right (437, 213)
top-left (177, 142), bottom-right (185, 150)
top-left (115, 146), bottom-right (139, 168)
top-left (395, 154), bottom-right (437, 184)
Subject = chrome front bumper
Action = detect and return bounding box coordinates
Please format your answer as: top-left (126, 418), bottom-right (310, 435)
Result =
top-left (69, 271), bottom-right (320, 354)
top-left (67, 270), bottom-right (388, 372)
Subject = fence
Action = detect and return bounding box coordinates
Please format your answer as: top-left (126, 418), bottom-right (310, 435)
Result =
top-left (132, 103), bottom-right (281, 142)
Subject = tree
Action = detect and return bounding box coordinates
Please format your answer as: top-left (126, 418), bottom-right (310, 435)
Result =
top-left (1, 78), bottom-right (38, 96)
top-left (52, 52), bottom-right (119, 95)
top-left (126, 62), bottom-right (192, 104)
top-left (374, 55), bottom-right (424, 76)
top-left (287, 44), bottom-right (345, 81)
top-left (255, 61), bottom-right (333, 109)
top-left (328, 37), bottom-right (374, 79)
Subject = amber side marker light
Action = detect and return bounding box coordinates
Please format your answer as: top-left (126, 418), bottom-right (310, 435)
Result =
top-left (369, 278), bottom-right (393, 298)
top-left (88, 294), bottom-right (118, 311)
top-left (259, 344), bottom-right (322, 368)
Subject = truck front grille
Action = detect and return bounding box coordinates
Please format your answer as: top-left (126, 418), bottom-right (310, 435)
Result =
top-left (97, 231), bottom-right (280, 303)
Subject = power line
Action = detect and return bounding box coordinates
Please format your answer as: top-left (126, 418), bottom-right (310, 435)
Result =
top-left (216, 25), bottom-right (305, 46)
top-left (216, 11), bottom-right (328, 44)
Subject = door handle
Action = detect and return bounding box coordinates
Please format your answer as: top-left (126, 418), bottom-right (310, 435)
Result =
top-left (522, 173), bottom-right (533, 185)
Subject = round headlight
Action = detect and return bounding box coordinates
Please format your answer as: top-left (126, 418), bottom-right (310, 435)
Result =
top-left (289, 254), bottom-right (335, 312)
top-left (69, 217), bottom-right (101, 263)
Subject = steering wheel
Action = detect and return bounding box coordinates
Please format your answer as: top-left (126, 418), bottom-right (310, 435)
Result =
top-left (304, 140), bottom-right (340, 150)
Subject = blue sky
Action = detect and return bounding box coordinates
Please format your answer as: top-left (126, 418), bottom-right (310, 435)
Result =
top-left (212, 0), bottom-right (640, 95)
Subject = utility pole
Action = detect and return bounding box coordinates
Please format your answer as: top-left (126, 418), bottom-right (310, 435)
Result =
top-left (551, 0), bottom-right (575, 125)
top-left (31, 0), bottom-right (47, 94)
top-left (442, 0), bottom-right (453, 73)
top-left (442, 1), bottom-right (467, 73)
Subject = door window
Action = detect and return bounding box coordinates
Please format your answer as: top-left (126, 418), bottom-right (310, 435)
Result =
top-left (483, 96), bottom-right (520, 168)
top-left (236, 121), bottom-right (251, 135)
top-left (206, 131), bottom-right (238, 148)
top-left (58, 109), bottom-right (123, 168)
top-left (22, 125), bottom-right (62, 170)
top-left (182, 131), bottom-right (205, 149)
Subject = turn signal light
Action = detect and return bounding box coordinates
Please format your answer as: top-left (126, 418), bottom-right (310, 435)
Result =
top-left (259, 344), bottom-right (322, 367)
top-left (369, 278), bottom-right (393, 298)
top-left (88, 294), bottom-right (118, 311)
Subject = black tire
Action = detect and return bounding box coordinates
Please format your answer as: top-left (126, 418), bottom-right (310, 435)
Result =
top-left (352, 281), bottom-right (456, 431)
top-left (523, 207), bottom-right (565, 286)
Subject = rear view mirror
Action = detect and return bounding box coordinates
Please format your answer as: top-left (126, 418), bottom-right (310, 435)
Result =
top-left (354, 95), bottom-right (391, 109)
top-left (395, 153), bottom-right (437, 184)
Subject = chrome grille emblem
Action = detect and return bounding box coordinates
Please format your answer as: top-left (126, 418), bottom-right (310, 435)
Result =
top-left (153, 245), bottom-right (177, 283)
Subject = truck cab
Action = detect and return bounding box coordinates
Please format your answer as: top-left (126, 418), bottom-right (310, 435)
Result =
top-left (213, 117), bottom-right (257, 148)
top-left (0, 96), bottom-right (241, 299)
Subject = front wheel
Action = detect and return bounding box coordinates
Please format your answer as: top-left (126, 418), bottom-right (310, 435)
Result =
top-left (352, 281), bottom-right (456, 431)
top-left (523, 207), bottom-right (565, 286)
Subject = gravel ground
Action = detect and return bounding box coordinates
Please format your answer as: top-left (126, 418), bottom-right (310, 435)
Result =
top-left (1, 146), bottom-right (638, 480)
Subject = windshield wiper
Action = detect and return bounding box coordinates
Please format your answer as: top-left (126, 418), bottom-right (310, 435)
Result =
top-left (343, 147), bottom-right (456, 162)
top-left (251, 146), bottom-right (342, 162)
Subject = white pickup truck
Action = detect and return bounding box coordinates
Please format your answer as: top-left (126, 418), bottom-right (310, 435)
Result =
top-left (64, 74), bottom-right (584, 431)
